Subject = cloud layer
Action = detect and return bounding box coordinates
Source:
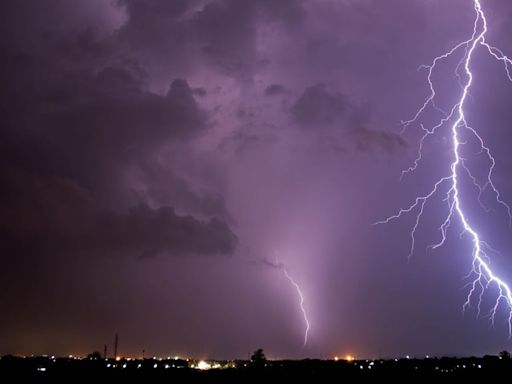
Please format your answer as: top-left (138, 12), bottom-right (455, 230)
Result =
top-left (2, 0), bottom-right (512, 359)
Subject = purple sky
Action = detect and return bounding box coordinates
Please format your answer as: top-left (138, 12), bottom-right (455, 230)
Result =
top-left (2, 0), bottom-right (512, 359)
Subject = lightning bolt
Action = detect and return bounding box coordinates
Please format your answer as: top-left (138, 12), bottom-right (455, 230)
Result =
top-left (377, 0), bottom-right (512, 334)
top-left (259, 254), bottom-right (310, 347)
top-left (281, 265), bottom-right (310, 347)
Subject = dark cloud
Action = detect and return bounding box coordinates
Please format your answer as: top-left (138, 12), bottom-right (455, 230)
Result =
top-left (91, 203), bottom-right (236, 259)
top-left (193, 0), bottom-right (259, 79)
top-left (116, 0), bottom-right (303, 80)
top-left (193, 87), bottom-right (207, 97)
top-left (290, 84), bottom-right (406, 153)
top-left (0, 168), bottom-right (236, 260)
top-left (0, 64), bottom-right (210, 209)
top-left (256, 0), bottom-right (304, 27)
top-left (0, 168), bottom-right (94, 247)
top-left (291, 84), bottom-right (349, 127)
top-left (116, 0), bottom-right (193, 74)
top-left (220, 130), bottom-right (278, 155)
top-left (353, 127), bottom-right (407, 153)
top-left (120, 0), bottom-right (189, 19)
top-left (264, 84), bottom-right (287, 96)
top-left (0, 1), bottom-right (235, 266)
top-left (134, 162), bottom-right (230, 220)
top-left (193, 0), bottom-right (304, 76)
top-left (49, 74), bottom-right (206, 165)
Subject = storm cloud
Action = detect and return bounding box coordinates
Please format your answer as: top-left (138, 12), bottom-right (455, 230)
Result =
top-left (1, 0), bottom-right (512, 360)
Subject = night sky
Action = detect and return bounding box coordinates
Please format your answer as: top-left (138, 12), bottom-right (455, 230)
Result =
top-left (2, 0), bottom-right (512, 359)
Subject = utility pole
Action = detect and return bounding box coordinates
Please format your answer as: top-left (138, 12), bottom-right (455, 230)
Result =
top-left (114, 333), bottom-right (118, 360)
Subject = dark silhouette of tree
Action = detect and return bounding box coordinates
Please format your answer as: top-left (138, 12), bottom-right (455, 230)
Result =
top-left (499, 350), bottom-right (511, 359)
top-left (250, 348), bottom-right (267, 368)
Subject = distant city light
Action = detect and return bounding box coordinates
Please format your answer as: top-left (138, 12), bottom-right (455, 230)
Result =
top-left (197, 360), bottom-right (212, 370)
top-left (0, 354), bottom-right (502, 376)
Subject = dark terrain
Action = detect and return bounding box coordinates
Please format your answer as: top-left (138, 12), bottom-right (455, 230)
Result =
top-left (1, 354), bottom-right (511, 382)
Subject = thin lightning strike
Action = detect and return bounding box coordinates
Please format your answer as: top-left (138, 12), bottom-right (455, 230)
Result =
top-left (255, 256), bottom-right (311, 347)
top-left (377, 0), bottom-right (512, 334)
top-left (281, 266), bottom-right (310, 347)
